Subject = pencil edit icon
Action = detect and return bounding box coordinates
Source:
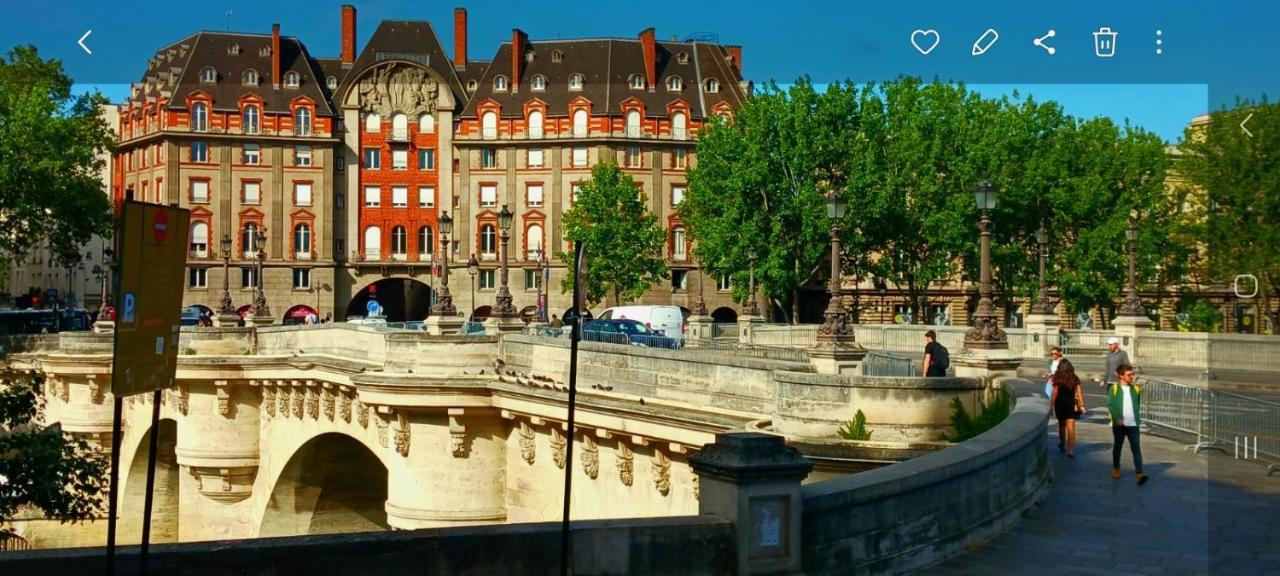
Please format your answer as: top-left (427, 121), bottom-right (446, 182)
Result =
top-left (972, 28), bottom-right (999, 56)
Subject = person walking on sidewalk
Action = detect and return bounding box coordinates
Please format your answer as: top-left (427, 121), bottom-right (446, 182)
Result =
top-left (1050, 359), bottom-right (1086, 457)
top-left (1044, 346), bottom-right (1064, 398)
top-left (922, 330), bottom-right (950, 377)
top-left (1101, 336), bottom-right (1131, 389)
top-left (1108, 363), bottom-right (1149, 485)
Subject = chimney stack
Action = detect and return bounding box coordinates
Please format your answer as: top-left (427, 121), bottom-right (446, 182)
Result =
top-left (453, 8), bottom-right (468, 68)
top-left (726, 45), bottom-right (743, 75)
top-left (271, 24), bottom-right (281, 89)
top-left (511, 29), bottom-right (527, 93)
top-left (341, 5), bottom-right (357, 64)
top-left (639, 28), bottom-right (657, 90)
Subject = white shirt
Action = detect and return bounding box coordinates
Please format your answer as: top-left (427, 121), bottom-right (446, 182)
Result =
top-left (1120, 384), bottom-right (1137, 427)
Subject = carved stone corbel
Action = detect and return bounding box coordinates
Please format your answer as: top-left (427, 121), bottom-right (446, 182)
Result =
top-left (338, 389), bottom-right (352, 423)
top-left (518, 421), bottom-right (536, 465)
top-left (376, 411), bottom-right (389, 447)
top-left (215, 381), bottom-right (232, 418)
top-left (449, 408), bottom-right (468, 458)
top-left (581, 435), bottom-right (599, 480)
top-left (653, 451), bottom-right (672, 496)
top-left (171, 385), bottom-right (188, 416)
top-left (550, 427), bottom-right (567, 469)
top-left (322, 386), bottom-right (335, 421)
top-left (356, 398), bottom-right (369, 428)
top-left (393, 412), bottom-right (411, 457)
top-left (187, 466), bottom-right (258, 502)
top-left (58, 378), bottom-right (70, 403)
top-left (617, 441), bottom-right (634, 487)
top-left (692, 474), bottom-right (700, 500)
top-left (291, 384), bottom-right (304, 419)
top-left (87, 375), bottom-right (104, 405)
top-left (278, 383), bottom-right (290, 418)
top-left (305, 383), bottom-right (319, 420)
top-left (262, 386), bottom-right (275, 417)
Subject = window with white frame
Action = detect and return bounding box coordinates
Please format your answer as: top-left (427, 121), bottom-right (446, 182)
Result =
top-left (568, 73), bottom-right (584, 91)
top-left (527, 184), bottom-right (543, 207)
top-left (365, 113), bottom-right (380, 132)
top-left (676, 52), bottom-right (689, 64)
top-left (200, 67), bottom-right (216, 83)
top-left (242, 223), bottom-right (261, 259)
top-left (243, 181), bottom-right (261, 204)
top-left (625, 110), bottom-right (641, 137)
top-left (551, 50), bottom-right (564, 63)
top-left (284, 71), bottom-right (300, 88)
top-left (189, 267), bottom-right (207, 288)
top-left (190, 141), bottom-right (208, 162)
top-left (572, 147), bottom-right (588, 167)
top-left (190, 221), bottom-right (209, 256)
top-left (528, 110), bottom-right (544, 138)
top-left (704, 78), bottom-right (720, 93)
top-left (191, 180), bottom-right (209, 203)
top-left (481, 148), bottom-right (498, 168)
top-left (295, 145), bottom-right (312, 166)
top-left (292, 268), bottom-right (311, 289)
top-left (629, 74), bottom-right (645, 90)
top-left (243, 143), bottom-right (260, 165)
top-left (571, 182), bottom-right (581, 203)
top-left (364, 186), bottom-right (381, 207)
top-left (481, 224), bottom-right (497, 258)
top-left (295, 108), bottom-right (312, 135)
top-left (667, 76), bottom-right (683, 91)
top-left (493, 76), bottom-right (508, 92)
top-left (391, 113), bottom-right (408, 140)
top-left (672, 185), bottom-right (686, 206)
top-left (243, 105), bottom-right (260, 134)
top-left (480, 185), bottom-right (497, 208)
top-left (479, 269), bottom-right (496, 289)
top-left (418, 226), bottom-right (434, 257)
top-left (528, 148), bottom-right (544, 168)
top-left (191, 103), bottom-right (208, 132)
top-left (364, 226), bottom-right (381, 259)
top-left (294, 224), bottom-right (312, 257)
top-left (526, 224), bottom-right (544, 259)
top-left (419, 186), bottom-right (435, 208)
top-left (481, 111), bottom-right (498, 139)
top-left (672, 112), bottom-right (688, 140)
top-left (391, 226), bottom-right (408, 259)
top-left (572, 109), bottom-right (588, 137)
top-left (419, 114), bottom-right (435, 133)
top-left (531, 75), bottom-right (547, 91)
top-left (294, 182), bottom-right (312, 206)
top-left (672, 148), bottom-right (688, 169)
top-left (392, 148), bottom-right (408, 170)
top-left (718, 274), bottom-right (732, 291)
top-left (327, 76), bottom-right (337, 89)
top-left (466, 79), bottom-right (478, 92)
top-left (241, 267), bottom-right (259, 288)
top-left (242, 69), bottom-right (258, 86)
top-left (363, 147), bottom-right (380, 169)
top-left (673, 227), bottom-right (687, 260)
top-left (624, 146), bottom-right (642, 168)
top-left (419, 149), bottom-right (435, 170)
top-left (392, 186), bottom-right (408, 207)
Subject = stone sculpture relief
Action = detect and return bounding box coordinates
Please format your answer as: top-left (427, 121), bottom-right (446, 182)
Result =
top-left (339, 392), bottom-right (352, 423)
top-left (518, 422), bottom-right (536, 465)
top-left (653, 451), bottom-right (672, 496)
top-left (357, 65), bottom-right (439, 118)
top-left (394, 413), bottom-right (411, 457)
top-left (550, 428), bottom-right (567, 469)
top-left (581, 436), bottom-right (600, 480)
top-left (617, 442), bottom-right (634, 487)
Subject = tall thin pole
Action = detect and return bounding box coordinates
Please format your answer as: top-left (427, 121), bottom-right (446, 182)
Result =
top-left (105, 396), bottom-right (123, 576)
top-left (560, 240), bottom-right (585, 576)
top-left (138, 388), bottom-right (162, 574)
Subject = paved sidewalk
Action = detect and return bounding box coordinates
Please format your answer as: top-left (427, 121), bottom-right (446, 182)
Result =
top-left (933, 409), bottom-right (1280, 576)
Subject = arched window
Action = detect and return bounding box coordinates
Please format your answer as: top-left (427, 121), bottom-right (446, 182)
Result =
top-left (625, 109), bottom-right (641, 137)
top-left (551, 50), bottom-right (564, 63)
top-left (676, 52), bottom-right (689, 64)
top-left (528, 110), bottom-right (544, 139)
top-left (531, 74), bottom-right (547, 91)
top-left (466, 79), bottom-right (478, 92)
top-left (419, 114), bottom-right (435, 133)
top-left (199, 66), bottom-right (216, 83)
top-left (493, 75), bottom-right (508, 91)
top-left (672, 112), bottom-right (688, 140)
top-left (629, 74), bottom-right (646, 90)
top-left (666, 76), bottom-right (683, 91)
top-left (391, 226), bottom-right (407, 259)
top-left (568, 73), bottom-right (584, 91)
top-left (481, 111), bottom-right (498, 139)
top-left (242, 223), bottom-right (261, 259)
top-left (526, 224), bottom-right (544, 260)
top-left (572, 109), bottom-right (588, 137)
top-left (284, 71), bottom-right (300, 88)
top-left (391, 113), bottom-right (408, 140)
top-left (481, 224), bottom-right (497, 258)
top-left (327, 76), bottom-right (337, 89)
top-left (294, 107), bottom-right (312, 136)
top-left (243, 105), bottom-right (260, 134)
top-left (191, 103), bottom-right (208, 132)
top-left (294, 224), bottom-right (312, 257)
top-left (672, 227), bottom-right (687, 261)
top-left (228, 43), bottom-right (241, 55)
top-left (363, 226), bottom-right (381, 259)
top-left (242, 69), bottom-right (259, 86)
top-left (704, 78), bottom-right (720, 93)
top-left (190, 221), bottom-right (209, 257)
top-left (418, 226), bottom-right (434, 257)
top-left (364, 113), bottom-right (380, 133)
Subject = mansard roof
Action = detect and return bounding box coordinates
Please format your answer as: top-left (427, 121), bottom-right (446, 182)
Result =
top-left (337, 20), bottom-right (469, 110)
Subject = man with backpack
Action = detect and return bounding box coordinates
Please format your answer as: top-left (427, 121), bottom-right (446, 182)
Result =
top-left (923, 330), bottom-right (950, 377)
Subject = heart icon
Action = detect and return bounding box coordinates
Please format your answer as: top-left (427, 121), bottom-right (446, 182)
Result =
top-left (911, 29), bottom-right (940, 55)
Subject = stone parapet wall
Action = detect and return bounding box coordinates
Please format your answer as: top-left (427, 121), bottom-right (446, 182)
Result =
top-left (1136, 330), bottom-right (1280, 374)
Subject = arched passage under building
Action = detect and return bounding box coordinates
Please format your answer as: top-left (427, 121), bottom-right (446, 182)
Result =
top-left (711, 307), bottom-right (739, 323)
top-left (345, 278), bottom-right (433, 322)
top-left (259, 433), bottom-right (389, 538)
top-left (121, 419), bottom-right (179, 544)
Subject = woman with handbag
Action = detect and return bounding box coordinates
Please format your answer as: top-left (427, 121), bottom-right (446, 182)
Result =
top-left (1050, 359), bottom-right (1086, 457)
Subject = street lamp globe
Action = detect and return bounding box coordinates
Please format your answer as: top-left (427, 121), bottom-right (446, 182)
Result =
top-left (439, 211), bottom-right (453, 236)
top-left (826, 192), bottom-right (847, 221)
top-left (1035, 225), bottom-right (1048, 246)
top-left (497, 204), bottom-right (514, 233)
top-left (1125, 211), bottom-right (1139, 241)
top-left (974, 179), bottom-right (998, 211)
top-left (221, 233), bottom-right (233, 256)
top-left (467, 254), bottom-right (479, 276)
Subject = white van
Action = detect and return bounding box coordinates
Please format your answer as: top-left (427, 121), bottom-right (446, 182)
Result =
top-left (598, 305), bottom-right (686, 339)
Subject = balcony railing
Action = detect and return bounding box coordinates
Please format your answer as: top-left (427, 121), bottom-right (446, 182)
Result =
top-left (389, 128), bottom-right (410, 142)
top-left (455, 128), bottom-right (695, 143)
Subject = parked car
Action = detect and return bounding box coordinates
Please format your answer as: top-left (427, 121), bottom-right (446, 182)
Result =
top-left (597, 305), bottom-right (685, 339)
top-left (582, 319), bottom-right (679, 349)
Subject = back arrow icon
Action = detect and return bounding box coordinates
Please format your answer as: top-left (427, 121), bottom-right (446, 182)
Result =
top-left (78, 30), bottom-right (92, 55)
top-left (1241, 112), bottom-right (1253, 137)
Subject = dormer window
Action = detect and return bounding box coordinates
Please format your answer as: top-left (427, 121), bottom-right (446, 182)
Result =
top-left (568, 73), bottom-right (584, 92)
top-left (551, 50), bottom-right (564, 63)
top-left (242, 69), bottom-right (259, 86)
top-left (677, 52), bottom-right (690, 64)
top-left (531, 74), bottom-right (547, 92)
top-left (284, 71), bottom-right (300, 88)
top-left (199, 67), bottom-right (216, 83)
top-left (227, 43), bottom-right (240, 56)
top-left (327, 76), bottom-right (338, 90)
top-left (259, 46), bottom-right (271, 57)
top-left (493, 75), bottom-right (508, 92)
top-left (704, 78), bottom-right (720, 93)
top-left (666, 76), bottom-right (683, 91)
top-left (466, 79), bottom-right (478, 92)
top-left (629, 74), bottom-right (646, 90)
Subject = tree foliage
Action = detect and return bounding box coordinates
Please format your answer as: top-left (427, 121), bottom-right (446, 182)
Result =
top-left (558, 162), bottom-right (668, 306)
top-left (0, 45), bottom-right (115, 277)
top-left (0, 371), bottom-right (108, 531)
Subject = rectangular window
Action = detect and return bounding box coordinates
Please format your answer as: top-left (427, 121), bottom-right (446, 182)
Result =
top-left (718, 275), bottom-right (732, 291)
top-left (480, 185), bottom-right (497, 207)
top-left (392, 148), bottom-right (408, 170)
top-left (479, 269), bottom-right (496, 290)
top-left (624, 146), bottom-right (642, 168)
top-left (524, 269), bottom-right (538, 290)
top-left (363, 147), bottom-right (380, 169)
top-left (419, 149), bottom-right (435, 170)
top-left (527, 184), bottom-right (544, 207)
top-left (672, 270), bottom-right (688, 291)
top-left (295, 182), bottom-right (313, 206)
top-left (481, 148), bottom-right (498, 169)
top-left (292, 268), bottom-right (311, 289)
top-left (419, 186), bottom-right (435, 208)
top-left (528, 148), bottom-right (544, 168)
top-left (364, 186), bottom-right (381, 207)
top-left (241, 267), bottom-right (259, 289)
top-left (571, 183), bottom-right (581, 203)
top-left (190, 180), bottom-right (209, 203)
top-left (672, 185), bottom-right (687, 206)
top-left (392, 186), bottom-right (408, 208)
top-left (243, 181), bottom-right (261, 204)
top-left (188, 268), bottom-right (207, 288)
top-left (243, 143), bottom-right (260, 165)
top-left (336, 195), bottom-right (346, 209)
top-left (190, 141), bottom-right (208, 163)
top-left (572, 147), bottom-right (588, 167)
top-left (672, 148), bottom-right (688, 169)
top-left (295, 145), bottom-right (312, 167)
top-left (336, 156), bottom-right (345, 171)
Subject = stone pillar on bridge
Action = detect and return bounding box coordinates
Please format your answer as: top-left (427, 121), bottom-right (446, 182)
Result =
top-left (690, 432), bottom-right (812, 576)
top-left (1112, 314), bottom-right (1153, 367)
top-left (737, 313), bottom-right (763, 346)
top-left (687, 312), bottom-right (714, 347)
top-left (173, 379), bottom-right (262, 541)
top-left (1023, 311), bottom-right (1061, 361)
top-left (424, 313), bottom-right (464, 336)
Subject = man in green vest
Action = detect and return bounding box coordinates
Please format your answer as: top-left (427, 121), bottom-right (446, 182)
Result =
top-left (1108, 363), bottom-right (1149, 485)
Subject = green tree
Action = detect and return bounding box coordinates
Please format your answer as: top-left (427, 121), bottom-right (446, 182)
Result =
top-left (1, 372), bottom-right (108, 533)
top-left (558, 162), bottom-right (668, 306)
top-left (0, 45), bottom-right (115, 279)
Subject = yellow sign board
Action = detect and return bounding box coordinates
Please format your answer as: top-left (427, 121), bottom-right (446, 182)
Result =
top-left (110, 201), bottom-right (190, 397)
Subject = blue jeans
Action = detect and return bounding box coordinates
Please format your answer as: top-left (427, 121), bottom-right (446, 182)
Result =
top-left (1112, 425), bottom-right (1143, 473)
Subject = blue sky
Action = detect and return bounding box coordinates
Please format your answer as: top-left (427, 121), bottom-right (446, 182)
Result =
top-left (10, 0), bottom-right (1269, 142)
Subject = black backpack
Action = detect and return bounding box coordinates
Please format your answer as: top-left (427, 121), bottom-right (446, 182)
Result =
top-left (933, 344), bottom-right (950, 371)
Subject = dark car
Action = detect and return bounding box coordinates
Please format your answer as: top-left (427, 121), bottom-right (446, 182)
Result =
top-left (582, 319), bottom-right (679, 349)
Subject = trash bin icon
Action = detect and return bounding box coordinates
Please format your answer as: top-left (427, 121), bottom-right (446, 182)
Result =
top-left (1093, 27), bottom-right (1118, 57)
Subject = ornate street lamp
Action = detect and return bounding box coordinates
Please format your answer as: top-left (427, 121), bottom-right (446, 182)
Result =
top-left (252, 227), bottom-right (271, 319)
top-left (744, 247), bottom-right (759, 316)
top-left (218, 233), bottom-right (236, 315)
top-left (538, 249), bottom-right (550, 322)
top-left (692, 253), bottom-right (709, 316)
top-left (467, 253), bottom-right (479, 320)
top-left (1030, 224), bottom-right (1052, 315)
top-left (817, 190), bottom-right (853, 342)
top-left (964, 179), bottom-right (1008, 349)
top-left (432, 212), bottom-right (457, 316)
top-left (1119, 209), bottom-right (1145, 316)
top-left (493, 204), bottom-right (518, 319)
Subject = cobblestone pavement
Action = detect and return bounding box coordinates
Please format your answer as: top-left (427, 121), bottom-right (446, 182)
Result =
top-left (933, 406), bottom-right (1280, 576)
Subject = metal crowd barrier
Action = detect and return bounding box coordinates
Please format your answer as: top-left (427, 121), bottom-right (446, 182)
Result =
top-left (861, 351), bottom-right (920, 377)
top-left (1138, 377), bottom-right (1280, 474)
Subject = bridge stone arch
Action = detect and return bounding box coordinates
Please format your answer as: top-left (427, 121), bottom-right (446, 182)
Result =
top-left (119, 418), bottom-right (180, 544)
top-left (258, 431), bottom-right (390, 538)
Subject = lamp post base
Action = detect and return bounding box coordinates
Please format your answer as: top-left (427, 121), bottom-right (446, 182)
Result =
top-left (245, 314), bottom-right (276, 328)
top-left (807, 340), bottom-right (867, 375)
top-left (483, 314), bottom-right (525, 334)
top-left (215, 313), bottom-right (242, 328)
top-left (424, 313), bottom-right (464, 336)
top-left (950, 347), bottom-right (1022, 383)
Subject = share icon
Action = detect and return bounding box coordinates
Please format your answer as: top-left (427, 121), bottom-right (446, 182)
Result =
top-left (1034, 29), bottom-right (1057, 55)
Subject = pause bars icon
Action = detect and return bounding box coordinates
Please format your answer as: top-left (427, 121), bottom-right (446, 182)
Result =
top-left (1235, 436), bottom-right (1258, 459)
